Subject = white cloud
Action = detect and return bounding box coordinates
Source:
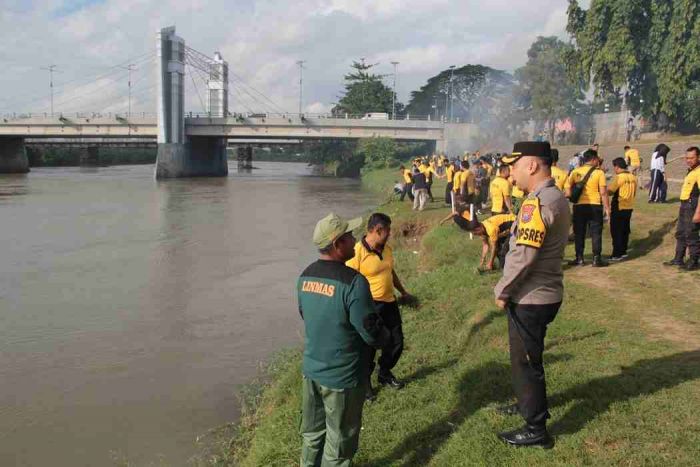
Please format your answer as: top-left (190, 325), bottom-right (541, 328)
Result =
top-left (0, 0), bottom-right (570, 115)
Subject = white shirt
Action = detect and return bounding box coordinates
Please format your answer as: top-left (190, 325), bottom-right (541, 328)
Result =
top-left (650, 152), bottom-right (665, 172)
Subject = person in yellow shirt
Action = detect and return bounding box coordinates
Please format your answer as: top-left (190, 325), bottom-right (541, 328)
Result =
top-left (345, 213), bottom-right (413, 399)
top-left (457, 161), bottom-right (476, 204)
top-left (490, 165), bottom-right (513, 214)
top-left (445, 161), bottom-right (457, 205)
top-left (440, 208), bottom-right (515, 270)
top-left (420, 161), bottom-right (441, 202)
top-left (564, 150), bottom-right (611, 267)
top-left (664, 147), bottom-right (700, 270)
top-left (608, 158), bottom-right (638, 261)
top-left (624, 145), bottom-right (642, 176)
top-left (398, 165), bottom-right (415, 202)
top-left (550, 149), bottom-right (567, 191)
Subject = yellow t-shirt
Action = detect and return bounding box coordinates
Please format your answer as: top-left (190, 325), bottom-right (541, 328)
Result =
top-left (402, 169), bottom-right (413, 184)
top-left (551, 165), bottom-right (567, 191)
top-left (565, 165), bottom-right (606, 205)
top-left (420, 164), bottom-right (435, 182)
top-left (489, 176), bottom-right (512, 213)
top-left (446, 165), bottom-right (455, 183)
top-left (462, 170), bottom-right (476, 195)
top-left (345, 239), bottom-right (395, 303)
top-left (482, 214), bottom-right (516, 245)
top-left (680, 165), bottom-right (700, 201)
top-left (452, 171), bottom-right (463, 193)
top-left (625, 149), bottom-right (641, 167)
top-left (608, 171), bottom-right (638, 210)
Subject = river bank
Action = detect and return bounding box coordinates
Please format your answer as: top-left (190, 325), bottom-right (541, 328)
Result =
top-left (205, 168), bottom-right (700, 466)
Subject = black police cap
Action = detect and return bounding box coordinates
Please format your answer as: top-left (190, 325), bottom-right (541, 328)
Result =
top-left (501, 141), bottom-right (552, 165)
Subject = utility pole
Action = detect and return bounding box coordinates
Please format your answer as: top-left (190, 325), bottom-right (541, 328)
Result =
top-left (448, 65), bottom-right (456, 123)
top-left (41, 65), bottom-right (57, 117)
top-left (296, 60), bottom-right (305, 115)
top-left (123, 64), bottom-right (136, 117)
top-left (391, 61), bottom-right (399, 120)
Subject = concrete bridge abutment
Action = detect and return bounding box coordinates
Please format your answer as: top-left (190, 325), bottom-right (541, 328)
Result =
top-left (0, 137), bottom-right (29, 173)
top-left (155, 137), bottom-right (228, 178)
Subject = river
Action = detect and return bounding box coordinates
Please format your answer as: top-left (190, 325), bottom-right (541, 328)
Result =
top-left (0, 162), bottom-right (376, 466)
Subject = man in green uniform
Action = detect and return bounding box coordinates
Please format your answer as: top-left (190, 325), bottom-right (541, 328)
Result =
top-left (494, 142), bottom-right (571, 449)
top-left (298, 213), bottom-right (389, 466)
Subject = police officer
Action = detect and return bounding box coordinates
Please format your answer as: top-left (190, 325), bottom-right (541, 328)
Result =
top-left (663, 146), bottom-right (700, 270)
top-left (494, 142), bottom-right (571, 449)
top-left (297, 213), bottom-right (389, 466)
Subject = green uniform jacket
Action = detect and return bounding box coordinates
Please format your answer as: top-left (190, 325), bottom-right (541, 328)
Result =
top-left (298, 259), bottom-right (386, 389)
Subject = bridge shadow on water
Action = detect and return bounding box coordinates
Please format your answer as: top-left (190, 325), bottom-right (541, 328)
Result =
top-left (362, 349), bottom-right (700, 466)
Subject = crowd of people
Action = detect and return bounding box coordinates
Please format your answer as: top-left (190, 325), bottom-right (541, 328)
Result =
top-left (296, 140), bottom-right (700, 466)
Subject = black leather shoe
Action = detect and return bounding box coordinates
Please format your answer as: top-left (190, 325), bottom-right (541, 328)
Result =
top-left (663, 259), bottom-right (685, 267)
top-left (567, 257), bottom-right (585, 266)
top-left (377, 372), bottom-right (404, 390)
top-left (684, 260), bottom-right (700, 271)
top-left (498, 425), bottom-right (554, 449)
top-left (496, 403), bottom-right (519, 416)
top-left (592, 256), bottom-right (609, 267)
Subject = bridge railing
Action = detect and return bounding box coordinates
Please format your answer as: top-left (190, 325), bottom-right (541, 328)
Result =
top-left (0, 112), bottom-right (158, 121)
top-left (185, 111), bottom-right (438, 121)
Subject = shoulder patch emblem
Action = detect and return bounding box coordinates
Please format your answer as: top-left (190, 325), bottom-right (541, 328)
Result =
top-left (521, 204), bottom-right (535, 223)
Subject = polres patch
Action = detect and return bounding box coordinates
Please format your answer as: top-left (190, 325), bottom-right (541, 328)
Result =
top-left (521, 204), bottom-right (535, 223)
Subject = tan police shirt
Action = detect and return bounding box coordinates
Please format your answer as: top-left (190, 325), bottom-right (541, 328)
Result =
top-left (494, 178), bottom-right (571, 305)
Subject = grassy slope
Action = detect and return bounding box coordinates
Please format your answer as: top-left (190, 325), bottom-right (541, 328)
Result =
top-left (223, 169), bottom-right (700, 467)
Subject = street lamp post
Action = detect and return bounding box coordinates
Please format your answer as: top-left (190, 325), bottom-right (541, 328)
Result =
top-left (296, 60), bottom-right (305, 116)
top-left (391, 61), bottom-right (399, 120)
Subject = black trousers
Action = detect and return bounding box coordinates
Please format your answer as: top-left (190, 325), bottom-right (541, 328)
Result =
top-left (445, 182), bottom-right (453, 204)
top-left (649, 169), bottom-right (665, 202)
top-left (368, 301), bottom-right (403, 376)
top-left (427, 180), bottom-right (434, 201)
top-left (674, 201), bottom-right (700, 261)
top-left (573, 204), bottom-right (603, 258)
top-left (610, 209), bottom-right (632, 257)
top-left (400, 183), bottom-right (414, 201)
top-left (507, 301), bottom-right (561, 428)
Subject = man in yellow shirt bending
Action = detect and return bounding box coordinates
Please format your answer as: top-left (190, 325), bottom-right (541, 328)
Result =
top-left (608, 157), bottom-right (638, 261)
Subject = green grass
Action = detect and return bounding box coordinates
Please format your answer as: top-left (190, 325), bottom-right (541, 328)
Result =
top-left (205, 168), bottom-right (700, 466)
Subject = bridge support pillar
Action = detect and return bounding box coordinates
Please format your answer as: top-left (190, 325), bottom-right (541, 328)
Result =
top-left (0, 137), bottom-right (29, 174)
top-left (156, 137), bottom-right (228, 178)
top-left (435, 139), bottom-right (447, 154)
top-left (79, 146), bottom-right (100, 166)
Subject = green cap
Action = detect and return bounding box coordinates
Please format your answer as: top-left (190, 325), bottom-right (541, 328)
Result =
top-left (313, 213), bottom-right (363, 250)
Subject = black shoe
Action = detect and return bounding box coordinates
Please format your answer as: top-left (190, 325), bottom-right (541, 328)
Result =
top-left (663, 259), bottom-right (685, 267)
top-left (592, 256), bottom-right (609, 267)
top-left (498, 425), bottom-right (554, 449)
top-left (567, 257), bottom-right (585, 266)
top-left (496, 403), bottom-right (519, 416)
top-left (377, 372), bottom-right (404, 390)
top-left (684, 260), bottom-right (700, 271)
top-left (609, 255), bottom-right (623, 262)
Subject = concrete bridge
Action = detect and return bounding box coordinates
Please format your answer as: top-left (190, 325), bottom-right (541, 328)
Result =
top-left (0, 26), bottom-right (476, 177)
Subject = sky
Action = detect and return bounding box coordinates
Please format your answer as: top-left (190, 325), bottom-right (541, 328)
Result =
top-left (0, 0), bottom-right (573, 116)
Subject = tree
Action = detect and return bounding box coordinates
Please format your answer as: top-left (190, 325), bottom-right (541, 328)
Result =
top-left (332, 60), bottom-right (401, 116)
top-left (566, 0), bottom-right (700, 129)
top-left (355, 137), bottom-right (398, 169)
top-left (515, 36), bottom-right (585, 142)
top-left (405, 65), bottom-right (514, 123)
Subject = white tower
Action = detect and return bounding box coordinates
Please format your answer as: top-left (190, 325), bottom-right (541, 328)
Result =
top-left (208, 52), bottom-right (228, 117)
top-left (156, 26), bottom-right (185, 144)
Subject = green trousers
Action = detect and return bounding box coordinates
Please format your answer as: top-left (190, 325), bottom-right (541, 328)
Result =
top-left (299, 377), bottom-right (365, 467)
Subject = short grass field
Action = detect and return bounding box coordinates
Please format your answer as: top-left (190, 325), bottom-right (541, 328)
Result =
top-left (202, 167), bottom-right (700, 466)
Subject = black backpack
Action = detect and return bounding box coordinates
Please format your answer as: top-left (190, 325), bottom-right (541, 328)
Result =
top-left (569, 166), bottom-right (596, 203)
